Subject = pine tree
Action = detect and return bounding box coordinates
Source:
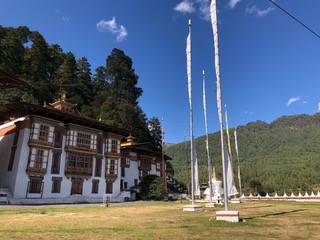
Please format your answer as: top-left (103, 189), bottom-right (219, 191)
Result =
top-left (148, 117), bottom-right (162, 147)
top-left (100, 48), bottom-right (148, 142)
top-left (23, 31), bottom-right (52, 104)
top-left (68, 57), bottom-right (93, 115)
top-left (54, 52), bottom-right (77, 100)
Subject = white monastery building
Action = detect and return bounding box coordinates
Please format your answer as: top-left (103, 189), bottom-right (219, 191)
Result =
top-left (0, 69), bottom-right (170, 204)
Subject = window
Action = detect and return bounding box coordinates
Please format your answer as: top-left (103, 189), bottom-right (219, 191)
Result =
top-left (121, 157), bottom-right (130, 167)
top-left (28, 177), bottom-right (43, 193)
top-left (51, 151), bottom-right (61, 174)
top-left (121, 167), bottom-right (125, 177)
top-left (29, 148), bottom-right (49, 169)
top-left (67, 153), bottom-right (93, 169)
top-left (39, 124), bottom-right (49, 141)
top-left (106, 182), bottom-right (113, 193)
top-left (156, 161), bottom-right (161, 171)
top-left (8, 122), bottom-right (21, 171)
top-left (54, 129), bottom-right (63, 148)
top-left (71, 178), bottom-right (83, 195)
top-left (139, 170), bottom-right (149, 178)
top-left (97, 136), bottom-right (103, 154)
top-left (31, 123), bottom-right (54, 143)
top-left (134, 179), bottom-right (138, 186)
top-left (92, 180), bottom-right (99, 194)
top-left (124, 182), bottom-right (128, 189)
top-left (139, 158), bottom-right (151, 170)
top-left (95, 157), bottom-right (102, 177)
top-left (111, 140), bottom-right (118, 153)
top-left (106, 159), bottom-right (118, 175)
top-left (77, 132), bottom-right (91, 149)
top-left (52, 177), bottom-right (62, 193)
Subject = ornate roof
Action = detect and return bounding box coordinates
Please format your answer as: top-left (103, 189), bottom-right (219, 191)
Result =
top-left (0, 102), bottom-right (130, 137)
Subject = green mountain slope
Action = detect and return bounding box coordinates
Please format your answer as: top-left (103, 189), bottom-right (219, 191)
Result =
top-left (165, 114), bottom-right (320, 195)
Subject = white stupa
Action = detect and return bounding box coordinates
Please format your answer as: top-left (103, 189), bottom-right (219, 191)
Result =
top-left (204, 168), bottom-right (223, 204)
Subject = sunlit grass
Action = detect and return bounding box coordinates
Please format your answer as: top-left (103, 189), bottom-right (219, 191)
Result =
top-left (0, 200), bottom-right (319, 239)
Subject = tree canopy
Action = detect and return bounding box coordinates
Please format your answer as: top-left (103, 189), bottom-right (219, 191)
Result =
top-left (0, 26), bottom-right (156, 143)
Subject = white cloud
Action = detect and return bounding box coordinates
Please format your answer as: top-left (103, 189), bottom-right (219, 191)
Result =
top-left (228, 0), bottom-right (241, 9)
top-left (174, 0), bottom-right (195, 14)
top-left (318, 102), bottom-right (320, 112)
top-left (55, 9), bottom-right (69, 23)
top-left (287, 97), bottom-right (301, 107)
top-left (96, 17), bottom-right (128, 42)
top-left (246, 5), bottom-right (274, 17)
top-left (174, 0), bottom-right (211, 20)
top-left (245, 110), bottom-right (253, 115)
top-left (198, 0), bottom-right (210, 21)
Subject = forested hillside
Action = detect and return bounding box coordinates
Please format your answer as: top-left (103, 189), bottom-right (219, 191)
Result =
top-left (165, 114), bottom-right (320, 195)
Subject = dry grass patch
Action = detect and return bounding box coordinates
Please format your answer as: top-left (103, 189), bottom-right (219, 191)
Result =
top-left (0, 201), bottom-right (320, 239)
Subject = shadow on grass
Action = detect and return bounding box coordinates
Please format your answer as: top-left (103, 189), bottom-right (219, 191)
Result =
top-left (244, 208), bottom-right (306, 220)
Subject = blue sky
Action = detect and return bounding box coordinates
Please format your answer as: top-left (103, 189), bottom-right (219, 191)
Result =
top-left (1, 0), bottom-right (320, 144)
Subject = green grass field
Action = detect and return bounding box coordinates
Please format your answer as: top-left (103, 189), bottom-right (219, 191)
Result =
top-left (0, 200), bottom-right (320, 239)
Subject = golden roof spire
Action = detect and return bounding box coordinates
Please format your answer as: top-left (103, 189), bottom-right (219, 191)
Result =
top-left (212, 167), bottom-right (217, 180)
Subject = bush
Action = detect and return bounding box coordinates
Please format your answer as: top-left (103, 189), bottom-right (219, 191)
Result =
top-left (138, 175), bottom-right (166, 200)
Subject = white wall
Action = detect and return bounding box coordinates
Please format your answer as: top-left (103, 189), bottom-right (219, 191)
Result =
top-left (12, 127), bottom-right (32, 198)
top-left (0, 133), bottom-right (14, 188)
top-left (122, 161), bottom-right (139, 188)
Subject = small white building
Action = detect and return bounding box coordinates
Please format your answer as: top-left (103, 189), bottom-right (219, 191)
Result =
top-left (0, 100), bottom-right (169, 204)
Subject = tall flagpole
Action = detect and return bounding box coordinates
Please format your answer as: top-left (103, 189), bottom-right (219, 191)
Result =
top-left (202, 70), bottom-right (213, 203)
top-left (186, 19), bottom-right (195, 205)
top-left (210, 0), bottom-right (228, 211)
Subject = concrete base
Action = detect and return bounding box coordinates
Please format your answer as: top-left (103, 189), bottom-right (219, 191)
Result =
top-left (205, 203), bottom-right (216, 208)
top-left (230, 198), bottom-right (241, 204)
top-left (216, 210), bottom-right (239, 222)
top-left (183, 204), bottom-right (203, 212)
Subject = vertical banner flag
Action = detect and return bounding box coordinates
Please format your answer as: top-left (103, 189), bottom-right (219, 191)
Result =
top-left (225, 105), bottom-right (233, 162)
top-left (234, 129), bottom-right (242, 195)
top-left (202, 70), bottom-right (210, 159)
top-left (186, 28), bottom-right (192, 107)
top-left (211, 0), bottom-right (231, 207)
top-left (224, 138), bottom-right (238, 197)
top-left (194, 144), bottom-right (201, 196)
top-left (210, 0), bottom-right (222, 126)
top-left (202, 70), bottom-right (213, 200)
top-left (186, 19), bottom-right (196, 204)
top-left (224, 105), bottom-right (237, 196)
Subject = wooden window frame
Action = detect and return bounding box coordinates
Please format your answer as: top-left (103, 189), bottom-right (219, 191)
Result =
top-left (77, 132), bottom-right (91, 149)
top-left (106, 158), bottom-right (118, 175)
top-left (95, 157), bottom-right (102, 177)
top-left (28, 177), bottom-right (43, 194)
top-left (51, 177), bottom-right (62, 193)
top-left (106, 182), bottom-right (113, 193)
top-left (51, 151), bottom-right (61, 174)
top-left (92, 180), bottom-right (99, 194)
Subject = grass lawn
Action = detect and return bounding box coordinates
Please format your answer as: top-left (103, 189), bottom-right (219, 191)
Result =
top-left (0, 200), bottom-right (320, 239)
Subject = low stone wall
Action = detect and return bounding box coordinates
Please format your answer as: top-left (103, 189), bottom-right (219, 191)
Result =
top-left (240, 191), bottom-right (320, 202)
